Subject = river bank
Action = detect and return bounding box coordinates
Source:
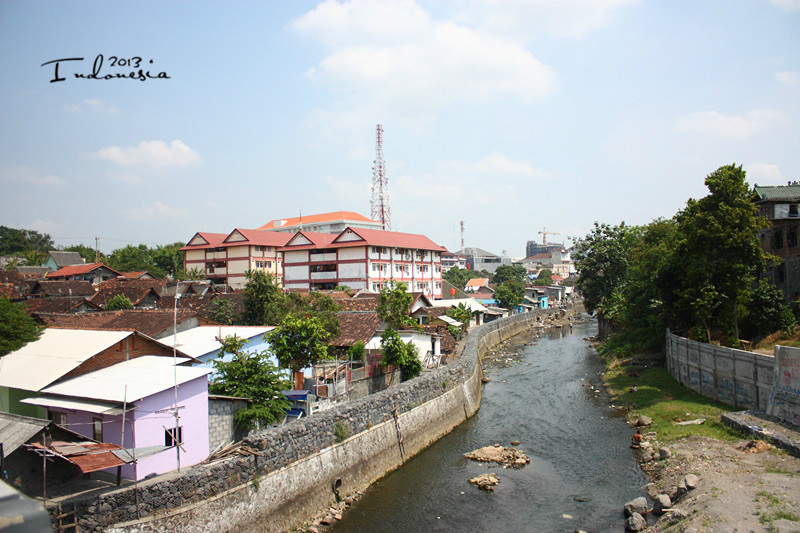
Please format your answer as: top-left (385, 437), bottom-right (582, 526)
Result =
top-left (601, 351), bottom-right (800, 532)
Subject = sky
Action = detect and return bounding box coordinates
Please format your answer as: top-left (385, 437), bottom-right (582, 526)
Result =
top-left (1, 1), bottom-right (799, 257)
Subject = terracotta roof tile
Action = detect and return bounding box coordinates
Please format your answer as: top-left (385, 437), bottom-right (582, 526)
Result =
top-left (46, 263), bottom-right (123, 278)
top-left (258, 211), bottom-right (378, 231)
top-left (35, 309), bottom-right (213, 336)
top-left (331, 312), bottom-right (382, 347)
top-left (29, 280), bottom-right (96, 297)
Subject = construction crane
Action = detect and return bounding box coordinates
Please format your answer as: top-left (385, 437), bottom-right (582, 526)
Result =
top-left (538, 227), bottom-right (561, 245)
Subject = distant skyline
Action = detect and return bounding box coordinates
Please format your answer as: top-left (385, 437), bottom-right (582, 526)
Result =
top-left (1, 0), bottom-right (798, 256)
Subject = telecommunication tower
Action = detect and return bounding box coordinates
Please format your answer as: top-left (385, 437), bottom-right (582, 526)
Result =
top-left (370, 124), bottom-right (391, 231)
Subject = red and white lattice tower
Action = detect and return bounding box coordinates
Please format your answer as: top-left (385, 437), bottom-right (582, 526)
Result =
top-left (370, 124), bottom-right (391, 231)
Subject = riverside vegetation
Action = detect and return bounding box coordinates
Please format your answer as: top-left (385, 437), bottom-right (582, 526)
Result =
top-left (575, 163), bottom-right (800, 532)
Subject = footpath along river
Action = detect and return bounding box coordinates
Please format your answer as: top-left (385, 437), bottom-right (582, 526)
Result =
top-left (329, 319), bottom-right (648, 532)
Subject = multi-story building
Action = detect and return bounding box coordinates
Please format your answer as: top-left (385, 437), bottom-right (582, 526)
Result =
top-left (181, 229), bottom-right (291, 289)
top-left (754, 183), bottom-right (800, 300)
top-left (281, 227), bottom-right (447, 298)
top-left (441, 251), bottom-right (466, 273)
top-left (258, 211), bottom-right (382, 234)
top-left (457, 247), bottom-right (511, 274)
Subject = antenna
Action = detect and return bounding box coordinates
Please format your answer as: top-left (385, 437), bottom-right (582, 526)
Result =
top-left (370, 124), bottom-right (391, 231)
top-left (460, 220), bottom-right (465, 251)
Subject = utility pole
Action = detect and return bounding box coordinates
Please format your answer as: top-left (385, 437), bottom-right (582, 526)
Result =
top-left (95, 236), bottom-right (99, 263)
top-left (460, 221), bottom-right (465, 251)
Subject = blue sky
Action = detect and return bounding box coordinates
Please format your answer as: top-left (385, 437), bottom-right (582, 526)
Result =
top-left (1, 0), bottom-right (798, 257)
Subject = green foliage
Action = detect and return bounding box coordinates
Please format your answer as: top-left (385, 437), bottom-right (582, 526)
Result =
top-left (285, 291), bottom-right (341, 338)
top-left (0, 298), bottom-right (43, 356)
top-left (380, 327), bottom-right (422, 380)
top-left (208, 298), bottom-right (237, 325)
top-left (209, 335), bottom-right (292, 430)
top-left (346, 340), bottom-right (366, 362)
top-left (533, 268), bottom-right (553, 286)
top-left (745, 279), bottom-right (794, 338)
top-left (492, 264), bottom-right (527, 285)
top-left (268, 314), bottom-right (332, 374)
top-left (377, 281), bottom-right (417, 330)
top-left (494, 279), bottom-right (525, 309)
top-left (443, 266), bottom-right (482, 290)
top-left (0, 226), bottom-right (54, 255)
top-left (573, 221), bottom-right (643, 316)
top-left (242, 270), bottom-right (287, 326)
top-left (104, 294), bottom-right (134, 311)
top-left (445, 303), bottom-right (472, 329)
top-left (333, 420), bottom-right (350, 442)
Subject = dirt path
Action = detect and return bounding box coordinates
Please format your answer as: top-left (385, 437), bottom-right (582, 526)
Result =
top-left (640, 433), bottom-right (800, 532)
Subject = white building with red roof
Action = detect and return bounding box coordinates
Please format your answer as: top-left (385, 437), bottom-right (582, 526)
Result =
top-left (180, 229), bottom-right (291, 289)
top-left (281, 227), bottom-right (447, 298)
top-left (258, 211), bottom-right (382, 234)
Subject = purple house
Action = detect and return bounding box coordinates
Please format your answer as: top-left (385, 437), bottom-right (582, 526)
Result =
top-left (22, 356), bottom-right (211, 480)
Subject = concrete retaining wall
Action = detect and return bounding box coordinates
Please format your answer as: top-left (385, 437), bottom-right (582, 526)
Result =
top-left (665, 330), bottom-right (775, 410)
top-left (64, 308), bottom-right (564, 532)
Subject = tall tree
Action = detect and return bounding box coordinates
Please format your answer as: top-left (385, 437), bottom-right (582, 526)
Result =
top-left (0, 298), bottom-right (43, 356)
top-left (494, 279), bottom-right (525, 309)
top-left (380, 327), bottom-right (422, 380)
top-left (492, 265), bottom-right (527, 285)
top-left (268, 314), bottom-right (332, 389)
top-left (242, 270), bottom-right (288, 326)
top-left (0, 226), bottom-right (54, 255)
top-left (675, 164), bottom-right (769, 342)
top-left (533, 268), bottom-right (553, 286)
top-left (106, 244), bottom-right (166, 277)
top-left (377, 281), bottom-right (417, 330)
top-left (209, 335), bottom-right (291, 429)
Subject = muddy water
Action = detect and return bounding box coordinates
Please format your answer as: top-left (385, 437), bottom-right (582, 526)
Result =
top-left (329, 319), bottom-right (647, 532)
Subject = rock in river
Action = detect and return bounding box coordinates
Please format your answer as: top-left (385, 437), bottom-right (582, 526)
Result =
top-left (469, 473), bottom-right (500, 491)
top-left (464, 444), bottom-right (530, 468)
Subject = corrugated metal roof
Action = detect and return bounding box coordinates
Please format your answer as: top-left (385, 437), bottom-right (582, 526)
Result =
top-left (40, 356), bottom-right (211, 403)
top-left (0, 329), bottom-right (132, 391)
top-left (164, 325), bottom-right (272, 358)
top-left (21, 396), bottom-right (134, 416)
top-left (0, 412), bottom-right (49, 455)
top-left (27, 441), bottom-right (126, 473)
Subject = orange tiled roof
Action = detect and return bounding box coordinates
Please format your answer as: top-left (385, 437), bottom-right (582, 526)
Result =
top-left (258, 211), bottom-right (377, 231)
top-left (46, 263), bottom-right (122, 278)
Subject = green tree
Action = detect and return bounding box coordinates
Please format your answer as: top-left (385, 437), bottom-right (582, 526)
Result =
top-left (445, 302), bottom-right (473, 330)
top-left (285, 291), bottom-right (341, 338)
top-left (533, 269), bottom-right (553, 286)
top-left (443, 266), bottom-right (482, 290)
top-left (674, 164), bottom-right (770, 342)
top-left (380, 328), bottom-right (422, 380)
top-left (377, 281), bottom-right (417, 330)
top-left (346, 340), bottom-right (366, 362)
top-left (207, 298), bottom-right (237, 325)
top-left (151, 242), bottom-right (185, 278)
top-left (176, 267), bottom-right (206, 281)
top-left (105, 294), bottom-right (134, 310)
top-left (106, 244), bottom-right (167, 278)
top-left (573, 222), bottom-right (642, 316)
top-left (745, 279), bottom-right (796, 338)
top-left (494, 279), bottom-right (525, 309)
top-left (242, 270), bottom-right (288, 326)
top-left (492, 265), bottom-right (526, 285)
top-left (209, 335), bottom-right (291, 430)
top-left (0, 226), bottom-right (54, 255)
top-left (0, 298), bottom-right (43, 356)
top-left (268, 314), bottom-right (332, 388)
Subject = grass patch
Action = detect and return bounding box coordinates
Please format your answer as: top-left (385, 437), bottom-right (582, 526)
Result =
top-left (603, 363), bottom-right (741, 443)
top-left (756, 491), bottom-right (800, 525)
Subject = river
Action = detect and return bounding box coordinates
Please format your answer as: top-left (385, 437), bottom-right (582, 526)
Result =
top-left (329, 319), bottom-right (647, 532)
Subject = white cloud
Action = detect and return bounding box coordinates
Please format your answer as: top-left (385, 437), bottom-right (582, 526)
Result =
top-left (770, 0), bottom-right (800, 12)
top-left (1, 166), bottom-right (67, 187)
top-left (124, 201), bottom-right (188, 220)
top-left (745, 162), bottom-right (786, 185)
top-left (66, 99), bottom-right (120, 115)
top-left (449, 0), bottom-right (640, 40)
top-left (776, 70), bottom-right (800, 85)
top-left (673, 109), bottom-right (786, 140)
top-left (449, 150), bottom-right (549, 179)
top-left (90, 140), bottom-right (202, 169)
top-left (293, 0), bottom-right (558, 119)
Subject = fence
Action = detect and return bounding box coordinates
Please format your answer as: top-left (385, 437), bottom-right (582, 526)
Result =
top-left (665, 330), bottom-right (775, 411)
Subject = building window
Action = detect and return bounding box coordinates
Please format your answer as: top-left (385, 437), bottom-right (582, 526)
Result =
top-left (789, 227), bottom-right (798, 248)
top-left (49, 411), bottom-right (66, 427)
top-left (772, 231), bottom-right (784, 250)
top-left (93, 418), bottom-right (103, 441)
top-left (792, 205), bottom-right (799, 218)
top-left (165, 427), bottom-right (183, 447)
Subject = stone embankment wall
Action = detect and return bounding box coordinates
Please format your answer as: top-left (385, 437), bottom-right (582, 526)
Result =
top-left (665, 330), bottom-right (774, 410)
top-left (64, 307), bottom-right (568, 532)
